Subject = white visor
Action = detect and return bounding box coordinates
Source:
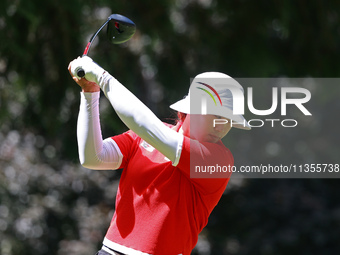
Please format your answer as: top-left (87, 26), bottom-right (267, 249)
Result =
top-left (170, 72), bottom-right (251, 130)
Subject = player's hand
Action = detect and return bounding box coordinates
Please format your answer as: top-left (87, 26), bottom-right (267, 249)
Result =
top-left (68, 56), bottom-right (103, 92)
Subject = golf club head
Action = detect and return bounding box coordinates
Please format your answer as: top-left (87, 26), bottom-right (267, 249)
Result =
top-left (107, 14), bottom-right (136, 44)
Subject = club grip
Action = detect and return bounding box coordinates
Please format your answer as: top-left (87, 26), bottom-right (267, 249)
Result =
top-left (77, 68), bottom-right (86, 78)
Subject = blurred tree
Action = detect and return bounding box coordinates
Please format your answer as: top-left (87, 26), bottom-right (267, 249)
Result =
top-left (0, 0), bottom-right (340, 254)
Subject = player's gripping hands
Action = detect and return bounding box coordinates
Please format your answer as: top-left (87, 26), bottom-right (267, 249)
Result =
top-left (68, 56), bottom-right (104, 92)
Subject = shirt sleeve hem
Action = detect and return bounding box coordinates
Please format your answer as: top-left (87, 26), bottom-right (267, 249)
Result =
top-left (172, 133), bottom-right (184, 167)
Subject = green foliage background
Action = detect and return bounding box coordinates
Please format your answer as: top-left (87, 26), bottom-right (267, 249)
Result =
top-left (0, 0), bottom-right (340, 254)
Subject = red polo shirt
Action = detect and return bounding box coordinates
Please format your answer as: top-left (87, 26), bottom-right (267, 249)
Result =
top-left (104, 123), bottom-right (233, 255)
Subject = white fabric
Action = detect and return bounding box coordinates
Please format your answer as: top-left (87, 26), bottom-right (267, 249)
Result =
top-left (70, 56), bottom-right (105, 83)
top-left (102, 238), bottom-right (183, 255)
top-left (97, 72), bottom-right (183, 166)
top-left (77, 92), bottom-right (123, 170)
top-left (74, 56), bottom-right (183, 168)
top-left (103, 238), bottom-right (152, 255)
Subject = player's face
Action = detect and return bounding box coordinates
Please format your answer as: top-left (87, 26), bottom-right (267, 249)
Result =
top-left (183, 114), bottom-right (231, 143)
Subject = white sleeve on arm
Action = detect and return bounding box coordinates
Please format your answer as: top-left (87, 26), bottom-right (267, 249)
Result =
top-left (98, 73), bottom-right (184, 166)
top-left (77, 92), bottom-right (123, 170)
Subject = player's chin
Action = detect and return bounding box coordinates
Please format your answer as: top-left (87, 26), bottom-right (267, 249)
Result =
top-left (205, 134), bottom-right (221, 143)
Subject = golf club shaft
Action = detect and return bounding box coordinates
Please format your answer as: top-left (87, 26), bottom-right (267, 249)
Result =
top-left (77, 19), bottom-right (110, 78)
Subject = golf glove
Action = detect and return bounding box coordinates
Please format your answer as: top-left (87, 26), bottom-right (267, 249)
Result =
top-left (71, 56), bottom-right (105, 84)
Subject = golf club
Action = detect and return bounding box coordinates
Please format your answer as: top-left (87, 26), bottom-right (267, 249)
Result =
top-left (76, 14), bottom-right (136, 78)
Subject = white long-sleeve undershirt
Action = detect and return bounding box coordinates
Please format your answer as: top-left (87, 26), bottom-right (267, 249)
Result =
top-left (77, 92), bottom-right (123, 170)
top-left (77, 73), bottom-right (183, 170)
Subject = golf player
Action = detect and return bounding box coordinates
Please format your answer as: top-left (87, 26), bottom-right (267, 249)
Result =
top-left (68, 56), bottom-right (250, 255)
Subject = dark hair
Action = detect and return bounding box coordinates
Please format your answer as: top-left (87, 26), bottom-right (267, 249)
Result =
top-left (177, 112), bottom-right (187, 124)
top-left (166, 111), bottom-right (187, 125)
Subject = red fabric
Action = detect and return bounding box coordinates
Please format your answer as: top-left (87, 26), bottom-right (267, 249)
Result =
top-left (105, 123), bottom-right (233, 255)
